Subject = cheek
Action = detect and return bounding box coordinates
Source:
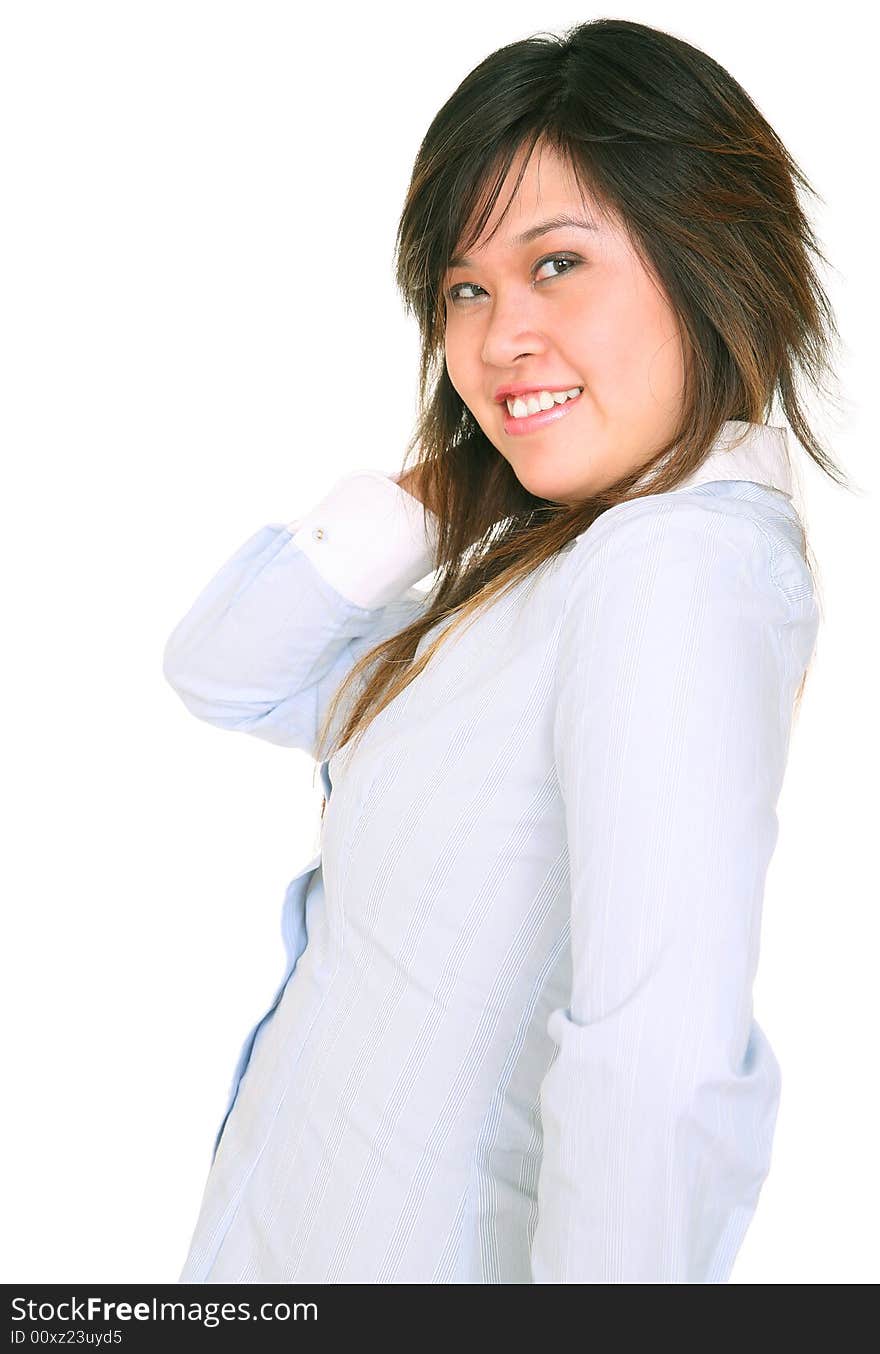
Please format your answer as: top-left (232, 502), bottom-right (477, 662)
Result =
top-left (580, 288), bottom-right (682, 404)
top-left (443, 342), bottom-right (463, 398)
top-left (444, 334), bottom-right (472, 395)
top-left (564, 289), bottom-right (636, 383)
top-left (646, 324), bottom-right (685, 403)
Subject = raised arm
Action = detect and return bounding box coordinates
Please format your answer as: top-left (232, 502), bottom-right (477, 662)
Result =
top-left (162, 469), bottom-right (438, 758)
top-left (531, 495), bottom-right (818, 1283)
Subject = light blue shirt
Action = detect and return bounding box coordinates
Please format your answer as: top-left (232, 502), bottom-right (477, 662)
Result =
top-left (164, 421), bottom-right (818, 1283)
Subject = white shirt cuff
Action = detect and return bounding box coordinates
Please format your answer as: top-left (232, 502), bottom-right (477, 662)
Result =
top-left (286, 469), bottom-right (439, 609)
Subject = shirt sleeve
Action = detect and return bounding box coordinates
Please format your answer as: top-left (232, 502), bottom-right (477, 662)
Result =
top-left (162, 469), bottom-right (439, 755)
top-left (285, 468), bottom-right (438, 608)
top-left (531, 496), bottom-right (810, 1284)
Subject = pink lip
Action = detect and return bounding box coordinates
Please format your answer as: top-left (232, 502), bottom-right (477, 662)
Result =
top-left (501, 389), bottom-right (584, 436)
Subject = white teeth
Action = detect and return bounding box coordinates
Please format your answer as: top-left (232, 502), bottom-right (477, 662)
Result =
top-left (506, 387), bottom-right (583, 418)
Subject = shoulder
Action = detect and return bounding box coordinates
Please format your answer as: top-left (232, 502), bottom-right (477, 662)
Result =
top-left (559, 486), bottom-right (811, 618)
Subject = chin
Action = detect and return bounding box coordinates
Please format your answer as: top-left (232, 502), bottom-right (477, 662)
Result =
top-left (511, 465), bottom-right (580, 504)
top-left (517, 481), bottom-right (572, 506)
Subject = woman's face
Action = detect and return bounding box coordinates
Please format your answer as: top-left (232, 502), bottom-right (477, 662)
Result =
top-left (443, 142), bottom-right (685, 504)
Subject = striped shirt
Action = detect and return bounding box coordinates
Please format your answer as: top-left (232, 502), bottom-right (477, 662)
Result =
top-left (164, 420), bottom-right (818, 1283)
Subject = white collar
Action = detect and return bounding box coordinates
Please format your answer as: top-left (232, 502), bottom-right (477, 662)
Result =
top-left (633, 420), bottom-right (794, 498)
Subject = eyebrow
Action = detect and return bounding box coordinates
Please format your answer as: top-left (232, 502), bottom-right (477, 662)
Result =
top-left (447, 213), bottom-right (599, 269)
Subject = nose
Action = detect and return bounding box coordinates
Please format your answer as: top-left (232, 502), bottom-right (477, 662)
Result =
top-left (479, 292), bottom-right (549, 371)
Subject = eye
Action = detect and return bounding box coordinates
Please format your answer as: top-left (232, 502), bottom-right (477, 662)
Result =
top-left (534, 255), bottom-right (580, 284)
top-left (444, 253), bottom-right (581, 304)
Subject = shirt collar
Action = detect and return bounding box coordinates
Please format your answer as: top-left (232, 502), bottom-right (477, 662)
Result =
top-left (632, 420), bottom-right (794, 498)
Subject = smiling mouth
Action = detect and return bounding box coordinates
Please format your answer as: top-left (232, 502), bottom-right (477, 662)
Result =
top-left (502, 387), bottom-right (583, 417)
top-left (501, 387), bottom-right (584, 435)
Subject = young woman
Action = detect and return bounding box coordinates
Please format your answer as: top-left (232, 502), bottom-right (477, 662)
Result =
top-left (164, 19), bottom-right (846, 1283)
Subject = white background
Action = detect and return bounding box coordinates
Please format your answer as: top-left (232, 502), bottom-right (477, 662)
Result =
top-left (1, 1), bottom-right (875, 1283)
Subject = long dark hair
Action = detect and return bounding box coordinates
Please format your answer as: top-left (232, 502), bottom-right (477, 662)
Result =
top-left (315, 16), bottom-right (848, 765)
